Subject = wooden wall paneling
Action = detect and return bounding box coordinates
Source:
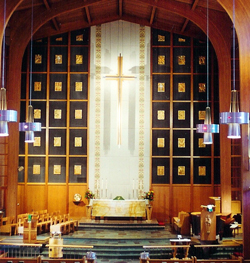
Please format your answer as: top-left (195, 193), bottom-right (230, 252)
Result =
top-left (17, 184), bottom-right (25, 216)
top-left (48, 185), bottom-right (67, 214)
top-left (172, 186), bottom-right (191, 216)
top-left (192, 186), bottom-right (213, 213)
top-left (26, 185), bottom-right (47, 213)
top-left (68, 185), bottom-right (88, 219)
top-left (151, 185), bottom-right (170, 223)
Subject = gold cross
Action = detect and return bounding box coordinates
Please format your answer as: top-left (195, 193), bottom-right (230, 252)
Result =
top-left (105, 54), bottom-right (135, 145)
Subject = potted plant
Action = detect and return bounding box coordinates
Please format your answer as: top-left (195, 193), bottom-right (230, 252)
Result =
top-left (85, 189), bottom-right (95, 205)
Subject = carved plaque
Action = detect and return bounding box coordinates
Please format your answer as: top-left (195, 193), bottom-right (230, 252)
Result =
top-left (76, 55), bottom-right (83, 64)
top-left (178, 110), bottom-right (185, 120)
top-left (75, 137), bottom-right (82, 147)
top-left (55, 82), bottom-right (62, 92)
top-left (53, 165), bottom-right (61, 175)
top-left (75, 109), bottom-right (82, 119)
top-left (35, 54), bottom-right (42, 64)
top-left (55, 55), bottom-right (62, 64)
top-left (178, 55), bottom-right (185, 65)
top-left (157, 110), bottom-right (165, 120)
top-left (157, 166), bottom-right (165, 176)
top-left (199, 83), bottom-right (206, 92)
top-left (199, 166), bottom-right (206, 176)
top-left (158, 55), bottom-right (165, 65)
top-left (34, 82), bottom-right (41, 91)
top-left (178, 138), bottom-right (185, 148)
top-left (33, 137), bottom-right (41, 147)
top-left (198, 138), bottom-right (206, 148)
top-left (76, 34), bottom-right (83, 41)
top-left (178, 38), bottom-right (186, 43)
top-left (158, 35), bottom-right (165, 42)
top-left (75, 82), bottom-right (83, 91)
top-left (199, 56), bottom-right (206, 65)
top-left (157, 138), bottom-right (165, 148)
top-left (54, 137), bottom-right (61, 147)
top-left (178, 83), bottom-right (185, 92)
top-left (158, 83), bottom-right (165, 92)
top-left (178, 166), bottom-right (185, 176)
top-left (54, 109), bottom-right (62, 119)
top-left (199, 110), bottom-right (206, 120)
top-left (74, 165), bottom-right (82, 175)
top-left (56, 37), bottom-right (63, 42)
top-left (34, 109), bottom-right (41, 119)
top-left (33, 164), bottom-right (40, 175)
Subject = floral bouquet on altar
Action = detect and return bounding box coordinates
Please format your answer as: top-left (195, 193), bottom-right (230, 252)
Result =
top-left (85, 189), bottom-right (95, 200)
top-left (143, 190), bottom-right (154, 201)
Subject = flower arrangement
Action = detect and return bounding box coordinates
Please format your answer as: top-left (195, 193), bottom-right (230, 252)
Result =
top-left (85, 189), bottom-right (95, 200)
top-left (144, 190), bottom-right (154, 201)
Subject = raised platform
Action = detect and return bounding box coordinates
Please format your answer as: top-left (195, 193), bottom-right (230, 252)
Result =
top-left (79, 217), bottom-right (165, 230)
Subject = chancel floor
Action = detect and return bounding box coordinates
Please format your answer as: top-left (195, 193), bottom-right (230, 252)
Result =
top-left (0, 219), bottom-right (243, 263)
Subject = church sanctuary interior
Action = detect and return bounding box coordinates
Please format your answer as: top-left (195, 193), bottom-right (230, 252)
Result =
top-left (0, 0), bottom-right (250, 262)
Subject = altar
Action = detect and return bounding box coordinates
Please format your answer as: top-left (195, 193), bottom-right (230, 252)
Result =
top-left (91, 199), bottom-right (146, 218)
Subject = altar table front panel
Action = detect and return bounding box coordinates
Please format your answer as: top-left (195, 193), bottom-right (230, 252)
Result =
top-left (91, 200), bottom-right (146, 217)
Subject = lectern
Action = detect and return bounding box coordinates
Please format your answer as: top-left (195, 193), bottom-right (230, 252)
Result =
top-left (200, 204), bottom-right (216, 241)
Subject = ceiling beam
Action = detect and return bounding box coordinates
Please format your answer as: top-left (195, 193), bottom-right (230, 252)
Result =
top-left (42, 0), bottom-right (60, 31)
top-left (181, 0), bottom-right (200, 33)
top-left (150, 6), bottom-right (156, 25)
top-left (119, 0), bottom-right (123, 17)
top-left (85, 6), bottom-right (92, 24)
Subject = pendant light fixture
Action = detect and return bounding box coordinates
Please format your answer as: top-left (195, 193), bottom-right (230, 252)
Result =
top-left (196, 0), bottom-right (219, 144)
top-left (19, 0), bottom-right (41, 142)
top-left (219, 0), bottom-right (249, 138)
top-left (0, 0), bottom-right (17, 136)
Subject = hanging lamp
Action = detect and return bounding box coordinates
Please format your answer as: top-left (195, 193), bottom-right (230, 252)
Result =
top-left (0, 0), bottom-right (17, 136)
top-left (196, 0), bottom-right (219, 144)
top-left (219, 0), bottom-right (249, 137)
top-left (19, 0), bottom-right (41, 142)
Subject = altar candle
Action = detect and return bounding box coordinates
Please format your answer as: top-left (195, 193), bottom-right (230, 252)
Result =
top-left (106, 179), bottom-right (107, 190)
top-left (132, 179), bottom-right (134, 190)
top-left (101, 179), bottom-right (103, 190)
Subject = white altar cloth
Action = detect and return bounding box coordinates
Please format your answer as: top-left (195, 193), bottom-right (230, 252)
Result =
top-left (91, 199), bottom-right (146, 217)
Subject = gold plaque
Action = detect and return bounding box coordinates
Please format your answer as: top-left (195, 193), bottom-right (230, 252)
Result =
top-left (54, 137), bottom-right (61, 147)
top-left (178, 55), bottom-right (186, 65)
top-left (75, 137), bottom-right (82, 147)
top-left (76, 34), bottom-right (83, 41)
top-left (178, 166), bottom-right (185, 176)
top-left (158, 83), bottom-right (165, 92)
top-left (157, 138), bottom-right (165, 148)
top-left (36, 39), bottom-right (42, 43)
top-left (55, 82), bottom-right (62, 92)
top-left (157, 166), bottom-right (165, 176)
top-left (199, 56), bottom-right (206, 65)
top-left (178, 83), bottom-right (185, 92)
top-left (34, 82), bottom-right (41, 91)
top-left (74, 165), bottom-right (82, 175)
top-left (178, 38), bottom-right (186, 42)
top-left (158, 35), bottom-right (165, 42)
top-left (198, 138), bottom-right (206, 148)
top-left (53, 165), bottom-right (61, 175)
top-left (199, 166), bottom-right (206, 176)
top-left (34, 109), bottom-right (41, 119)
top-left (199, 83), bottom-right (206, 92)
top-left (33, 164), bottom-right (40, 175)
top-left (178, 138), bottom-right (185, 148)
top-left (56, 37), bottom-right (63, 41)
top-left (33, 137), bottom-right (41, 147)
top-left (54, 109), bottom-right (62, 119)
top-left (157, 110), bottom-right (165, 120)
top-left (55, 55), bottom-right (62, 64)
top-left (178, 110), bottom-right (185, 120)
top-left (76, 55), bottom-right (83, 64)
top-left (35, 54), bottom-right (42, 64)
top-left (158, 55), bottom-right (165, 65)
top-left (75, 109), bottom-right (82, 119)
top-left (75, 82), bottom-right (83, 91)
top-left (199, 110), bottom-right (206, 120)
